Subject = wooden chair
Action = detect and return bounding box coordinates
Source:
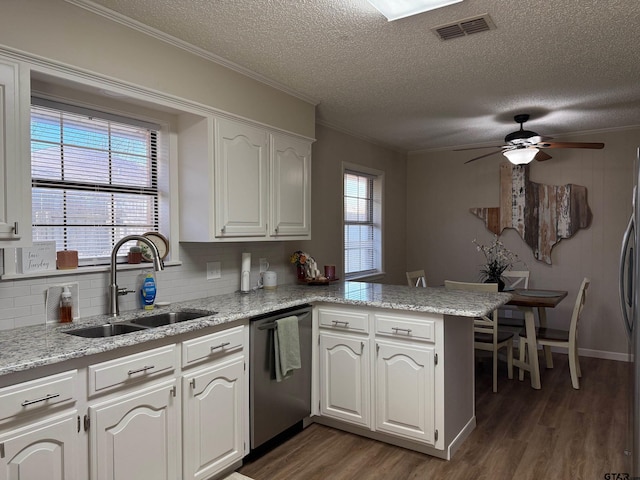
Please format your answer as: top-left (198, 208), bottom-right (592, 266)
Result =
top-left (518, 278), bottom-right (590, 389)
top-left (498, 270), bottom-right (530, 331)
top-left (406, 270), bottom-right (427, 287)
top-left (445, 280), bottom-right (514, 392)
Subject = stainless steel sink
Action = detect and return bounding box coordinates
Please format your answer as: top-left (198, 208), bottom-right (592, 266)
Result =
top-left (129, 310), bottom-right (216, 328)
top-left (65, 323), bottom-right (148, 338)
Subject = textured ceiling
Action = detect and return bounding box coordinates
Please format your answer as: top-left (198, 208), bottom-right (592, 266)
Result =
top-left (75, 0), bottom-right (640, 152)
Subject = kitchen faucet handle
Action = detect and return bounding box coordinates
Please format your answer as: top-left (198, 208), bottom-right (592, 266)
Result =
top-left (118, 287), bottom-right (135, 296)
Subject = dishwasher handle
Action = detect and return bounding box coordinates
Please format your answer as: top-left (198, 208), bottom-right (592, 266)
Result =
top-left (256, 309), bottom-right (311, 330)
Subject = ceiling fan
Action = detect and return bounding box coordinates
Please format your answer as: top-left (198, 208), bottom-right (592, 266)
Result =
top-left (459, 114), bottom-right (605, 165)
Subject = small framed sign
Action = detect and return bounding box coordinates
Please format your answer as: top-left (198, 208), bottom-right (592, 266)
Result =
top-left (17, 241), bottom-right (57, 274)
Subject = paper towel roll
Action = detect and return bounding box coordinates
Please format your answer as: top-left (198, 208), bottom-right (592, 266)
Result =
top-left (241, 252), bottom-right (251, 292)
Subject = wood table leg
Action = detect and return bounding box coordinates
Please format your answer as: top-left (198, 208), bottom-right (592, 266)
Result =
top-left (523, 307), bottom-right (541, 389)
top-left (537, 306), bottom-right (553, 368)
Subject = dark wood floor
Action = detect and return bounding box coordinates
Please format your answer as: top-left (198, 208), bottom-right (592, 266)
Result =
top-left (239, 353), bottom-right (630, 480)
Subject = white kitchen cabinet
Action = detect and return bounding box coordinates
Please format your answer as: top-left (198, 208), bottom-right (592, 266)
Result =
top-left (314, 304), bottom-right (474, 460)
top-left (319, 330), bottom-right (370, 428)
top-left (88, 379), bottom-right (179, 480)
top-left (375, 339), bottom-right (435, 444)
top-left (182, 357), bottom-right (244, 480)
top-left (178, 114), bottom-right (313, 242)
top-left (214, 117), bottom-right (269, 238)
top-left (0, 412), bottom-right (79, 480)
top-left (0, 58), bottom-right (30, 245)
top-left (270, 133), bottom-right (311, 237)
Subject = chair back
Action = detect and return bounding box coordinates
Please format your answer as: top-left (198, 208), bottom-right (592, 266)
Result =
top-left (569, 278), bottom-right (590, 339)
top-left (406, 270), bottom-right (427, 287)
top-left (502, 270), bottom-right (530, 290)
top-left (444, 280), bottom-right (499, 343)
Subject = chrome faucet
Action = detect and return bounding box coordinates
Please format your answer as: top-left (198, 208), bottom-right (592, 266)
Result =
top-left (109, 235), bottom-right (164, 317)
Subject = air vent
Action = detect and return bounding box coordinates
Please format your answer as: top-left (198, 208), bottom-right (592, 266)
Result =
top-left (432, 14), bottom-right (495, 41)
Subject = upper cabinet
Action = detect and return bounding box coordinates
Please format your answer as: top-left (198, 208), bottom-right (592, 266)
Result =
top-left (215, 117), bottom-right (269, 238)
top-left (179, 114), bottom-right (313, 242)
top-left (270, 133), bottom-right (311, 238)
top-left (0, 59), bottom-right (30, 245)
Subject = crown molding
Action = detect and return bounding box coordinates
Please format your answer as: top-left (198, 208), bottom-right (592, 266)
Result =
top-left (65, 0), bottom-right (319, 106)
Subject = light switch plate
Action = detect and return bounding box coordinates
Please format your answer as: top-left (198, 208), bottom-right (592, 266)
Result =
top-left (207, 261), bottom-right (221, 279)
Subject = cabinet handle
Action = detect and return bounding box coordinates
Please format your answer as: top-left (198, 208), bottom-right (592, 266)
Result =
top-left (360, 341), bottom-right (364, 354)
top-left (392, 327), bottom-right (412, 335)
top-left (12, 222), bottom-right (18, 235)
top-left (332, 320), bottom-right (350, 328)
top-left (211, 342), bottom-right (231, 352)
top-left (20, 393), bottom-right (60, 407)
top-left (127, 365), bottom-right (155, 375)
top-left (190, 378), bottom-right (196, 389)
top-left (221, 226), bottom-right (226, 234)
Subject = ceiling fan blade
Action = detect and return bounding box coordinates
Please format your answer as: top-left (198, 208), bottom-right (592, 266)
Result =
top-left (537, 141), bottom-right (604, 149)
top-left (454, 145), bottom-right (504, 151)
top-left (534, 151), bottom-right (552, 161)
top-left (464, 149), bottom-right (504, 164)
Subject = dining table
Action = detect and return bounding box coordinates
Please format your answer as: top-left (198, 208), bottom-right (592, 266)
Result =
top-left (506, 288), bottom-right (569, 389)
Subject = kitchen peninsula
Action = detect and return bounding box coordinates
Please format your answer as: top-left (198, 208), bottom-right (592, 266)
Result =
top-left (0, 282), bottom-right (511, 478)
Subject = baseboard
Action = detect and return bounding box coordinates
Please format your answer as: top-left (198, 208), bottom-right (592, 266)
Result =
top-left (577, 347), bottom-right (631, 362)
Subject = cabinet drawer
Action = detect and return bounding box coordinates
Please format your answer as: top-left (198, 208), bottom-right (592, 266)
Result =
top-left (0, 370), bottom-right (77, 421)
top-left (318, 308), bottom-right (369, 333)
top-left (182, 326), bottom-right (244, 368)
top-left (88, 344), bottom-right (176, 397)
top-left (375, 313), bottom-right (436, 343)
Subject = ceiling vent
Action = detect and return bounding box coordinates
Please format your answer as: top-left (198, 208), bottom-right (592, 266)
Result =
top-left (432, 14), bottom-right (495, 41)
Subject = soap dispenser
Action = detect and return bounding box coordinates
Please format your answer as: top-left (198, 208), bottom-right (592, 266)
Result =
top-left (59, 286), bottom-right (73, 323)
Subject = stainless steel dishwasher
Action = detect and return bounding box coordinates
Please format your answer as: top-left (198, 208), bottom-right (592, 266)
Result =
top-left (249, 304), bottom-right (312, 450)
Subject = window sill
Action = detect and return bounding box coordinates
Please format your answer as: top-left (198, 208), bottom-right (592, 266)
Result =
top-left (345, 271), bottom-right (386, 282)
top-left (0, 260), bottom-right (182, 281)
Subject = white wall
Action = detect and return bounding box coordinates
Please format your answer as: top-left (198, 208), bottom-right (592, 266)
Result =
top-left (300, 124), bottom-right (408, 285)
top-left (407, 128), bottom-right (639, 358)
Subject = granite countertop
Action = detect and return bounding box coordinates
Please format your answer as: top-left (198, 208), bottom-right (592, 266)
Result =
top-left (0, 281), bottom-right (511, 377)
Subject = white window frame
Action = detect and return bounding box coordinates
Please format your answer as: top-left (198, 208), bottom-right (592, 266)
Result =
top-left (30, 97), bottom-right (161, 266)
top-left (1, 68), bottom-right (179, 279)
top-left (343, 162), bottom-right (384, 280)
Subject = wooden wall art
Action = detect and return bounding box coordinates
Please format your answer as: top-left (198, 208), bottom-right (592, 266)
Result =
top-left (470, 163), bottom-right (592, 264)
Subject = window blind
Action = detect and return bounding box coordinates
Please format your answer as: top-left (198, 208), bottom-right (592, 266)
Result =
top-left (30, 99), bottom-right (159, 264)
top-left (344, 171), bottom-right (376, 276)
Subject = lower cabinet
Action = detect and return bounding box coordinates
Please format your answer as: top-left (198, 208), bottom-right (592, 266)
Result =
top-left (0, 411), bottom-right (79, 480)
top-left (318, 331), bottom-right (370, 428)
top-left (314, 304), bottom-right (476, 459)
top-left (375, 339), bottom-right (435, 444)
top-left (182, 357), bottom-right (244, 480)
top-left (88, 379), bottom-right (179, 480)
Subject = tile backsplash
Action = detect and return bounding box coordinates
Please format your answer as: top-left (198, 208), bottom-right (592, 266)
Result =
top-left (0, 242), bottom-right (298, 330)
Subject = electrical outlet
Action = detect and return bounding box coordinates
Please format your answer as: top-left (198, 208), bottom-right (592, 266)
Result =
top-left (206, 261), bottom-right (221, 280)
top-left (259, 258), bottom-right (269, 273)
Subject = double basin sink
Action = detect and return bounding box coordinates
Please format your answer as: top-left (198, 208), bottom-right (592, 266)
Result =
top-left (65, 310), bottom-right (217, 338)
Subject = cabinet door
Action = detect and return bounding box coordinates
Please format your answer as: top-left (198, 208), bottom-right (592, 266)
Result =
top-left (0, 59), bottom-right (29, 243)
top-left (375, 340), bottom-right (435, 444)
top-left (319, 331), bottom-right (370, 428)
top-left (270, 134), bottom-right (311, 237)
top-left (214, 117), bottom-right (269, 238)
top-left (182, 357), bottom-right (244, 480)
top-left (88, 380), bottom-right (178, 480)
top-left (0, 411), bottom-right (78, 480)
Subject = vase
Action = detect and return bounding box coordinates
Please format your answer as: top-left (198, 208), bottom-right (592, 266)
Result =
top-left (485, 277), bottom-right (505, 292)
top-left (296, 264), bottom-right (306, 280)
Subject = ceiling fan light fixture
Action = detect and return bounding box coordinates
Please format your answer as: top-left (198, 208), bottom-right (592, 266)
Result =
top-left (366, 0), bottom-right (464, 21)
top-left (503, 148), bottom-right (539, 165)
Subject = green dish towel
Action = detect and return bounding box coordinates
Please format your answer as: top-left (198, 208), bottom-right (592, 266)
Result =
top-left (274, 316), bottom-right (301, 382)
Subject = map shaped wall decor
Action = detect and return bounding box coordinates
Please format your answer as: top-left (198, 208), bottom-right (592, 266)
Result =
top-left (470, 163), bottom-right (592, 264)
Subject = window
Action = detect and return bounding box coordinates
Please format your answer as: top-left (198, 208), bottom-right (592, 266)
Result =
top-left (344, 165), bottom-right (383, 279)
top-left (30, 98), bottom-right (160, 265)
